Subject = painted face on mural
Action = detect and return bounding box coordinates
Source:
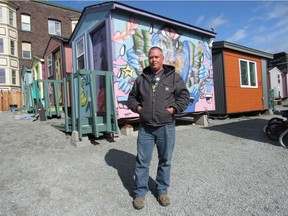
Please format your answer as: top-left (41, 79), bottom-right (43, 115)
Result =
top-left (148, 48), bottom-right (164, 74)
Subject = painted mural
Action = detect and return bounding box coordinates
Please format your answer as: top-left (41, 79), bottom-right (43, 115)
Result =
top-left (77, 27), bottom-right (108, 118)
top-left (112, 16), bottom-right (215, 119)
top-left (54, 50), bottom-right (63, 104)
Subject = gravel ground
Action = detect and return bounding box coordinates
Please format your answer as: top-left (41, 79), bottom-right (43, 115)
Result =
top-left (0, 110), bottom-right (288, 216)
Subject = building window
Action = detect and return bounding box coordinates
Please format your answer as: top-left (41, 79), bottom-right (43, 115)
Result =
top-left (0, 7), bottom-right (2, 23)
top-left (76, 38), bottom-right (85, 70)
top-left (9, 10), bottom-right (14, 26)
top-left (21, 14), bottom-right (31, 31)
top-left (0, 38), bottom-right (3, 53)
top-left (48, 20), bottom-right (61, 36)
top-left (12, 69), bottom-right (16, 84)
top-left (71, 20), bottom-right (78, 32)
top-left (22, 42), bottom-right (31, 59)
top-left (240, 59), bottom-right (257, 87)
top-left (47, 54), bottom-right (53, 77)
top-left (10, 40), bottom-right (15, 55)
top-left (0, 69), bottom-right (5, 83)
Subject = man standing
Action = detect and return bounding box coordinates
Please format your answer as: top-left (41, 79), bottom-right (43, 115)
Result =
top-left (128, 46), bottom-right (190, 209)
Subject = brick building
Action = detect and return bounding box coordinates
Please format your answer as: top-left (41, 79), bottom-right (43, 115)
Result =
top-left (14, 0), bottom-right (81, 71)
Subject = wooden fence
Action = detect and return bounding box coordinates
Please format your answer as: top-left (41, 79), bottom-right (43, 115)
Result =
top-left (0, 90), bottom-right (22, 112)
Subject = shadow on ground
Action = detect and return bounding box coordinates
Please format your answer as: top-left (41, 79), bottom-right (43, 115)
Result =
top-left (105, 149), bottom-right (157, 198)
top-left (204, 118), bottom-right (281, 146)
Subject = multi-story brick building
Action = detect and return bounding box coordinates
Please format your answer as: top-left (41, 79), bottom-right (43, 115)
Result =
top-left (14, 0), bottom-right (81, 71)
top-left (6, 0), bottom-right (81, 109)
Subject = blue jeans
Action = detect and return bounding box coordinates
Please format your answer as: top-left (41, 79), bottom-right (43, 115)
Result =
top-left (134, 122), bottom-right (175, 198)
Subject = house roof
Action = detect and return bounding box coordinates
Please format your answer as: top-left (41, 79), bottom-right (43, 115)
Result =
top-left (43, 35), bottom-right (70, 57)
top-left (32, 0), bottom-right (81, 13)
top-left (49, 35), bottom-right (69, 43)
top-left (4, 1), bottom-right (19, 10)
top-left (268, 66), bottom-right (283, 73)
top-left (32, 55), bottom-right (44, 61)
top-left (70, 1), bottom-right (216, 42)
top-left (213, 41), bottom-right (273, 59)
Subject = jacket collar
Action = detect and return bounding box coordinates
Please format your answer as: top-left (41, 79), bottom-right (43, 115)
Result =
top-left (142, 64), bottom-right (175, 76)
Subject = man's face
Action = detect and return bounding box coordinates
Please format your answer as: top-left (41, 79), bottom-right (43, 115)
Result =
top-left (148, 49), bottom-right (164, 73)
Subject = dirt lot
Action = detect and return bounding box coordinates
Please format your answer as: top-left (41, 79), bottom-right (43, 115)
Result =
top-left (0, 110), bottom-right (288, 216)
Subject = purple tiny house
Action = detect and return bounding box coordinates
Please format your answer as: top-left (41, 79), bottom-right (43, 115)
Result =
top-left (69, 1), bottom-right (216, 120)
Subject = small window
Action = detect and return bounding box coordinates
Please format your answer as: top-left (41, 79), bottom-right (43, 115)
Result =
top-left (0, 38), bottom-right (3, 53)
top-left (76, 38), bottom-right (85, 70)
top-left (0, 68), bottom-right (5, 83)
top-left (12, 69), bottom-right (16, 84)
top-left (10, 40), bottom-right (15, 55)
top-left (0, 7), bottom-right (2, 23)
top-left (9, 10), bottom-right (14, 26)
top-left (240, 59), bottom-right (257, 88)
top-left (48, 20), bottom-right (61, 36)
top-left (22, 42), bottom-right (31, 59)
top-left (71, 20), bottom-right (78, 32)
top-left (21, 14), bottom-right (31, 31)
top-left (47, 54), bottom-right (53, 77)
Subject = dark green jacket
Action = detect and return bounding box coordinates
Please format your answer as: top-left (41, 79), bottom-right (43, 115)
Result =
top-left (128, 64), bottom-right (190, 127)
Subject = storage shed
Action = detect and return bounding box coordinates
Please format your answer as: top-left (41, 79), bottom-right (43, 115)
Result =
top-left (69, 1), bottom-right (216, 119)
top-left (212, 41), bottom-right (273, 115)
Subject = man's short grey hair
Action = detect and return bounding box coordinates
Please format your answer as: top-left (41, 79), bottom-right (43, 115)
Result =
top-left (149, 46), bottom-right (163, 55)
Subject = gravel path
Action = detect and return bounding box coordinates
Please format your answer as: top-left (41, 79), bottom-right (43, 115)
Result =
top-left (0, 111), bottom-right (287, 216)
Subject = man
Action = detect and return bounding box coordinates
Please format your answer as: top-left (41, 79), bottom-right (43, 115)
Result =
top-left (128, 46), bottom-right (190, 209)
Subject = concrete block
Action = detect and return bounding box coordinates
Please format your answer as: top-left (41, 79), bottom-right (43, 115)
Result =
top-left (120, 124), bottom-right (134, 136)
top-left (263, 109), bottom-right (273, 115)
top-left (194, 114), bottom-right (209, 127)
top-left (71, 130), bottom-right (79, 142)
top-left (71, 131), bottom-right (91, 147)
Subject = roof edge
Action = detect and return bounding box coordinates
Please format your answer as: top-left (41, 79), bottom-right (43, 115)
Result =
top-left (213, 41), bottom-right (273, 59)
top-left (33, 0), bottom-right (81, 13)
top-left (83, 1), bottom-right (216, 38)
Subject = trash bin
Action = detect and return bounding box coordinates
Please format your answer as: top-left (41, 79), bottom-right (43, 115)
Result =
top-left (9, 104), bottom-right (18, 112)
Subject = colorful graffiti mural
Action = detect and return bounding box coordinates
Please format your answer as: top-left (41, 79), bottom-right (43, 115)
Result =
top-left (54, 51), bottom-right (63, 104)
top-left (112, 16), bottom-right (215, 118)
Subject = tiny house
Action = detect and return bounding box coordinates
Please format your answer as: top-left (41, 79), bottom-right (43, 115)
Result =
top-left (269, 52), bottom-right (288, 100)
top-left (69, 1), bottom-right (216, 120)
top-left (31, 56), bottom-right (45, 99)
top-left (212, 41), bottom-right (273, 115)
top-left (268, 67), bottom-right (285, 99)
top-left (44, 36), bottom-right (73, 80)
top-left (21, 67), bottom-right (32, 109)
top-left (43, 36), bottom-right (74, 109)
